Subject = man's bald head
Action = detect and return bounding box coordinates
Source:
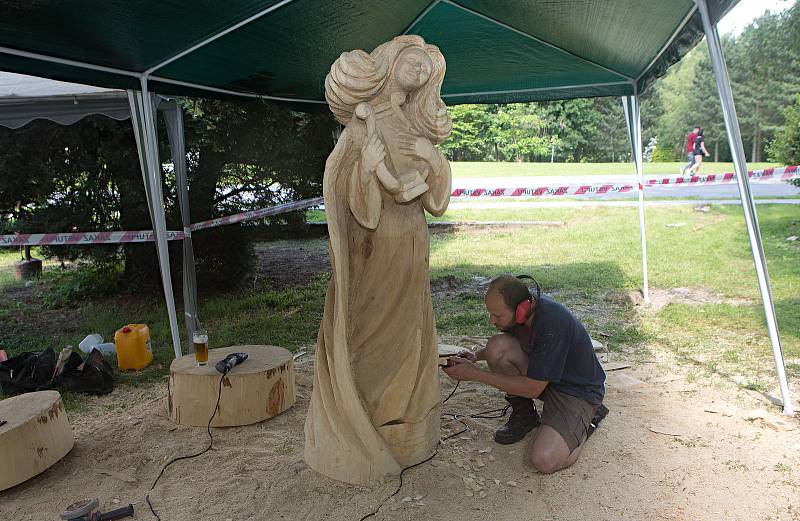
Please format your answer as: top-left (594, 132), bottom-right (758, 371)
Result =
top-left (487, 275), bottom-right (533, 311)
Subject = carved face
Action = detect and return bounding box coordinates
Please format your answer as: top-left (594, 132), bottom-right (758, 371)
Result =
top-left (393, 47), bottom-right (433, 93)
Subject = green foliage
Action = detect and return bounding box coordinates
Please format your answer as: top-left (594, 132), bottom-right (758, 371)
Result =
top-left (648, 5), bottom-right (799, 163)
top-left (440, 98), bottom-right (620, 163)
top-left (0, 100), bottom-right (336, 291)
top-left (767, 94), bottom-right (800, 169)
top-left (38, 263), bottom-right (122, 308)
top-left (651, 146), bottom-right (676, 162)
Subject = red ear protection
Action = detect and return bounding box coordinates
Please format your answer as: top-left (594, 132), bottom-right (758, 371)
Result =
top-left (515, 299), bottom-right (532, 325)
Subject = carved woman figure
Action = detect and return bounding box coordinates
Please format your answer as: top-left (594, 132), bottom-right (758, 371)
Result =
top-left (304, 35), bottom-right (452, 484)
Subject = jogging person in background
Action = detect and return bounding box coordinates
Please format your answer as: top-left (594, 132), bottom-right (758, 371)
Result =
top-left (680, 126), bottom-right (700, 175)
top-left (687, 128), bottom-right (710, 174)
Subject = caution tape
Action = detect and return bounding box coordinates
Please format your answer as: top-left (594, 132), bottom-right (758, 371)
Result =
top-left (450, 165), bottom-right (798, 198)
top-left (1, 197), bottom-right (324, 247)
top-left (3, 166), bottom-right (797, 246)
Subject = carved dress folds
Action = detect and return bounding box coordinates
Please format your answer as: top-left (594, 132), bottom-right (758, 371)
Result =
top-left (304, 97), bottom-right (451, 484)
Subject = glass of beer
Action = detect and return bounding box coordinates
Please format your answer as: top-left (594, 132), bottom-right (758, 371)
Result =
top-left (193, 329), bottom-right (209, 366)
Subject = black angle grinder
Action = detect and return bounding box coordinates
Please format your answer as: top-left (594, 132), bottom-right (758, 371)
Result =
top-left (59, 498), bottom-right (133, 521)
top-left (215, 352), bottom-right (248, 374)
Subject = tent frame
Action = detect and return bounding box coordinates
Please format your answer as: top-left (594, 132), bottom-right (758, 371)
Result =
top-left (622, 0), bottom-right (793, 415)
top-left (694, 0), bottom-right (792, 415)
top-left (1, 0), bottom-right (792, 414)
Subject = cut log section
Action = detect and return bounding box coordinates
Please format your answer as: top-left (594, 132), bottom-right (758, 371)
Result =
top-left (438, 343), bottom-right (467, 366)
top-left (0, 390), bottom-right (74, 491)
top-left (169, 345), bottom-right (295, 427)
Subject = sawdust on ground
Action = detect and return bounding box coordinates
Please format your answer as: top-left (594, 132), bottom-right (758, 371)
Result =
top-left (2, 350), bottom-right (799, 521)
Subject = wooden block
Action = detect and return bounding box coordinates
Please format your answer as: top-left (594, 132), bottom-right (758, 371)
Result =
top-left (168, 345), bottom-right (295, 427)
top-left (438, 344), bottom-right (465, 366)
top-left (0, 391), bottom-right (74, 491)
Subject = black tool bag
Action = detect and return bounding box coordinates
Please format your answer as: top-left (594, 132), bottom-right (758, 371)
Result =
top-left (55, 348), bottom-right (115, 395)
top-left (0, 348), bottom-right (56, 395)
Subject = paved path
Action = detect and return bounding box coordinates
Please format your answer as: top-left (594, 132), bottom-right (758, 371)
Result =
top-left (452, 175), bottom-right (800, 199)
top-left (448, 198), bottom-right (800, 209)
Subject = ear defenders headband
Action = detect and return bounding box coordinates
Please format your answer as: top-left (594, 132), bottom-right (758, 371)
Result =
top-left (514, 274), bottom-right (541, 325)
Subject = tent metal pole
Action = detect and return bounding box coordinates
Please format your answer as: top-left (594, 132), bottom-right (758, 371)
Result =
top-left (128, 83), bottom-right (183, 359)
top-left (696, 0), bottom-right (793, 415)
top-left (622, 95), bottom-right (650, 304)
top-left (163, 102), bottom-right (200, 353)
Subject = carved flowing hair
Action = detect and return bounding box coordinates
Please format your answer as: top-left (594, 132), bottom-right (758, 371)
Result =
top-left (325, 35), bottom-right (452, 144)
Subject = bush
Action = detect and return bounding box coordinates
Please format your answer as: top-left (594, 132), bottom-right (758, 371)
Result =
top-left (767, 94), bottom-right (800, 188)
top-left (39, 263), bottom-right (122, 308)
top-left (651, 146), bottom-right (676, 162)
top-left (768, 94), bottom-right (800, 164)
top-left (191, 225), bottom-right (255, 293)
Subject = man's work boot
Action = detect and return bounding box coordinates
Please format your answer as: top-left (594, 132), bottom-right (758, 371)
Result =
top-left (494, 395), bottom-right (540, 445)
top-left (586, 403), bottom-right (609, 439)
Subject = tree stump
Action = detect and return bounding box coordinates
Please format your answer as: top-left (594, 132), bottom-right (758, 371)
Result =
top-left (14, 258), bottom-right (42, 281)
top-left (0, 391), bottom-right (74, 491)
top-left (168, 345), bottom-right (295, 427)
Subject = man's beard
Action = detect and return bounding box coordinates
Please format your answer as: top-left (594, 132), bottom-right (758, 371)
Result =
top-left (498, 324), bottom-right (516, 334)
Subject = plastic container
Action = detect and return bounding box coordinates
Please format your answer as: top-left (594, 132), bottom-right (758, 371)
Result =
top-left (78, 334), bottom-right (103, 353)
top-left (93, 343), bottom-right (117, 355)
top-left (113, 324), bottom-right (153, 370)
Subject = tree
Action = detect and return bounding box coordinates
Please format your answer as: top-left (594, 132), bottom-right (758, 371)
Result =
top-left (489, 104), bottom-right (553, 162)
top-left (728, 9), bottom-right (800, 162)
top-left (439, 104), bottom-right (494, 161)
top-left (767, 93), bottom-right (800, 166)
top-left (0, 99), bottom-right (336, 290)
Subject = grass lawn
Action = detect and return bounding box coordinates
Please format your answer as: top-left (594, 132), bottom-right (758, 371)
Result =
top-left (1, 203), bottom-right (797, 409)
top-left (450, 161), bottom-right (782, 178)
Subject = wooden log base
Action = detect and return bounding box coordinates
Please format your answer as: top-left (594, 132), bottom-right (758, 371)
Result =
top-left (0, 391), bottom-right (74, 491)
top-left (438, 343), bottom-right (465, 366)
top-left (168, 345), bottom-right (295, 427)
top-left (14, 258), bottom-right (42, 281)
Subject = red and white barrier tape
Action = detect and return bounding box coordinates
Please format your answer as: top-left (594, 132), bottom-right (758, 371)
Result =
top-left (450, 165), bottom-right (799, 198)
top-left (3, 166), bottom-right (797, 246)
top-left (1, 197), bottom-right (324, 247)
top-left (189, 197), bottom-right (323, 232)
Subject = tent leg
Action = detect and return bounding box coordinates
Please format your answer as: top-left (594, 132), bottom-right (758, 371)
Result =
top-left (162, 103), bottom-right (200, 354)
top-left (696, 0), bottom-right (793, 415)
top-left (127, 86), bottom-right (183, 360)
top-left (622, 95), bottom-right (650, 304)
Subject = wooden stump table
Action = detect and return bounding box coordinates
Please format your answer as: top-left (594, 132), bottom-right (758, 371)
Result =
top-left (0, 390), bottom-right (74, 491)
top-left (168, 345), bottom-right (295, 427)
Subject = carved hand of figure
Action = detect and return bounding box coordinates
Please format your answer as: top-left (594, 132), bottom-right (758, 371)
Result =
top-left (361, 132), bottom-right (386, 174)
top-left (397, 132), bottom-right (438, 166)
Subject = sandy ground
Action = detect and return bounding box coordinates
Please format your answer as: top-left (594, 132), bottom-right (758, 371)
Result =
top-left (2, 237), bottom-right (799, 520)
top-left (1, 346), bottom-right (798, 521)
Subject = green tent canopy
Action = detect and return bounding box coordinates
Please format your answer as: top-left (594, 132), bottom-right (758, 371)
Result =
top-left (2, 0), bottom-right (792, 414)
top-left (0, 0), bottom-right (737, 104)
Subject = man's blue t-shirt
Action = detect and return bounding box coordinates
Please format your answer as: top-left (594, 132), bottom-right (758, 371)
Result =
top-left (516, 295), bottom-right (605, 405)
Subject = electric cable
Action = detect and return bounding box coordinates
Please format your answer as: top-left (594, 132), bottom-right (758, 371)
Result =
top-left (146, 371), bottom-right (226, 521)
top-left (356, 378), bottom-right (527, 521)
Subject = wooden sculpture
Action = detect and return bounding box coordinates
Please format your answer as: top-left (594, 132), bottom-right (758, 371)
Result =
top-left (304, 35), bottom-right (452, 484)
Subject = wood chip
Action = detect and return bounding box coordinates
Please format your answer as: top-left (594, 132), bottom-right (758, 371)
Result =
top-left (648, 425), bottom-right (684, 437)
top-left (602, 362), bottom-right (631, 371)
top-left (97, 467), bottom-right (137, 483)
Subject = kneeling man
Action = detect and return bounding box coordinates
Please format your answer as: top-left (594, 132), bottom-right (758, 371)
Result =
top-left (443, 274), bottom-right (608, 474)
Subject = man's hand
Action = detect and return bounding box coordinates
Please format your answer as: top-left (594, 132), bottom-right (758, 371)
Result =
top-left (457, 350), bottom-right (477, 363)
top-left (442, 356), bottom-right (482, 382)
